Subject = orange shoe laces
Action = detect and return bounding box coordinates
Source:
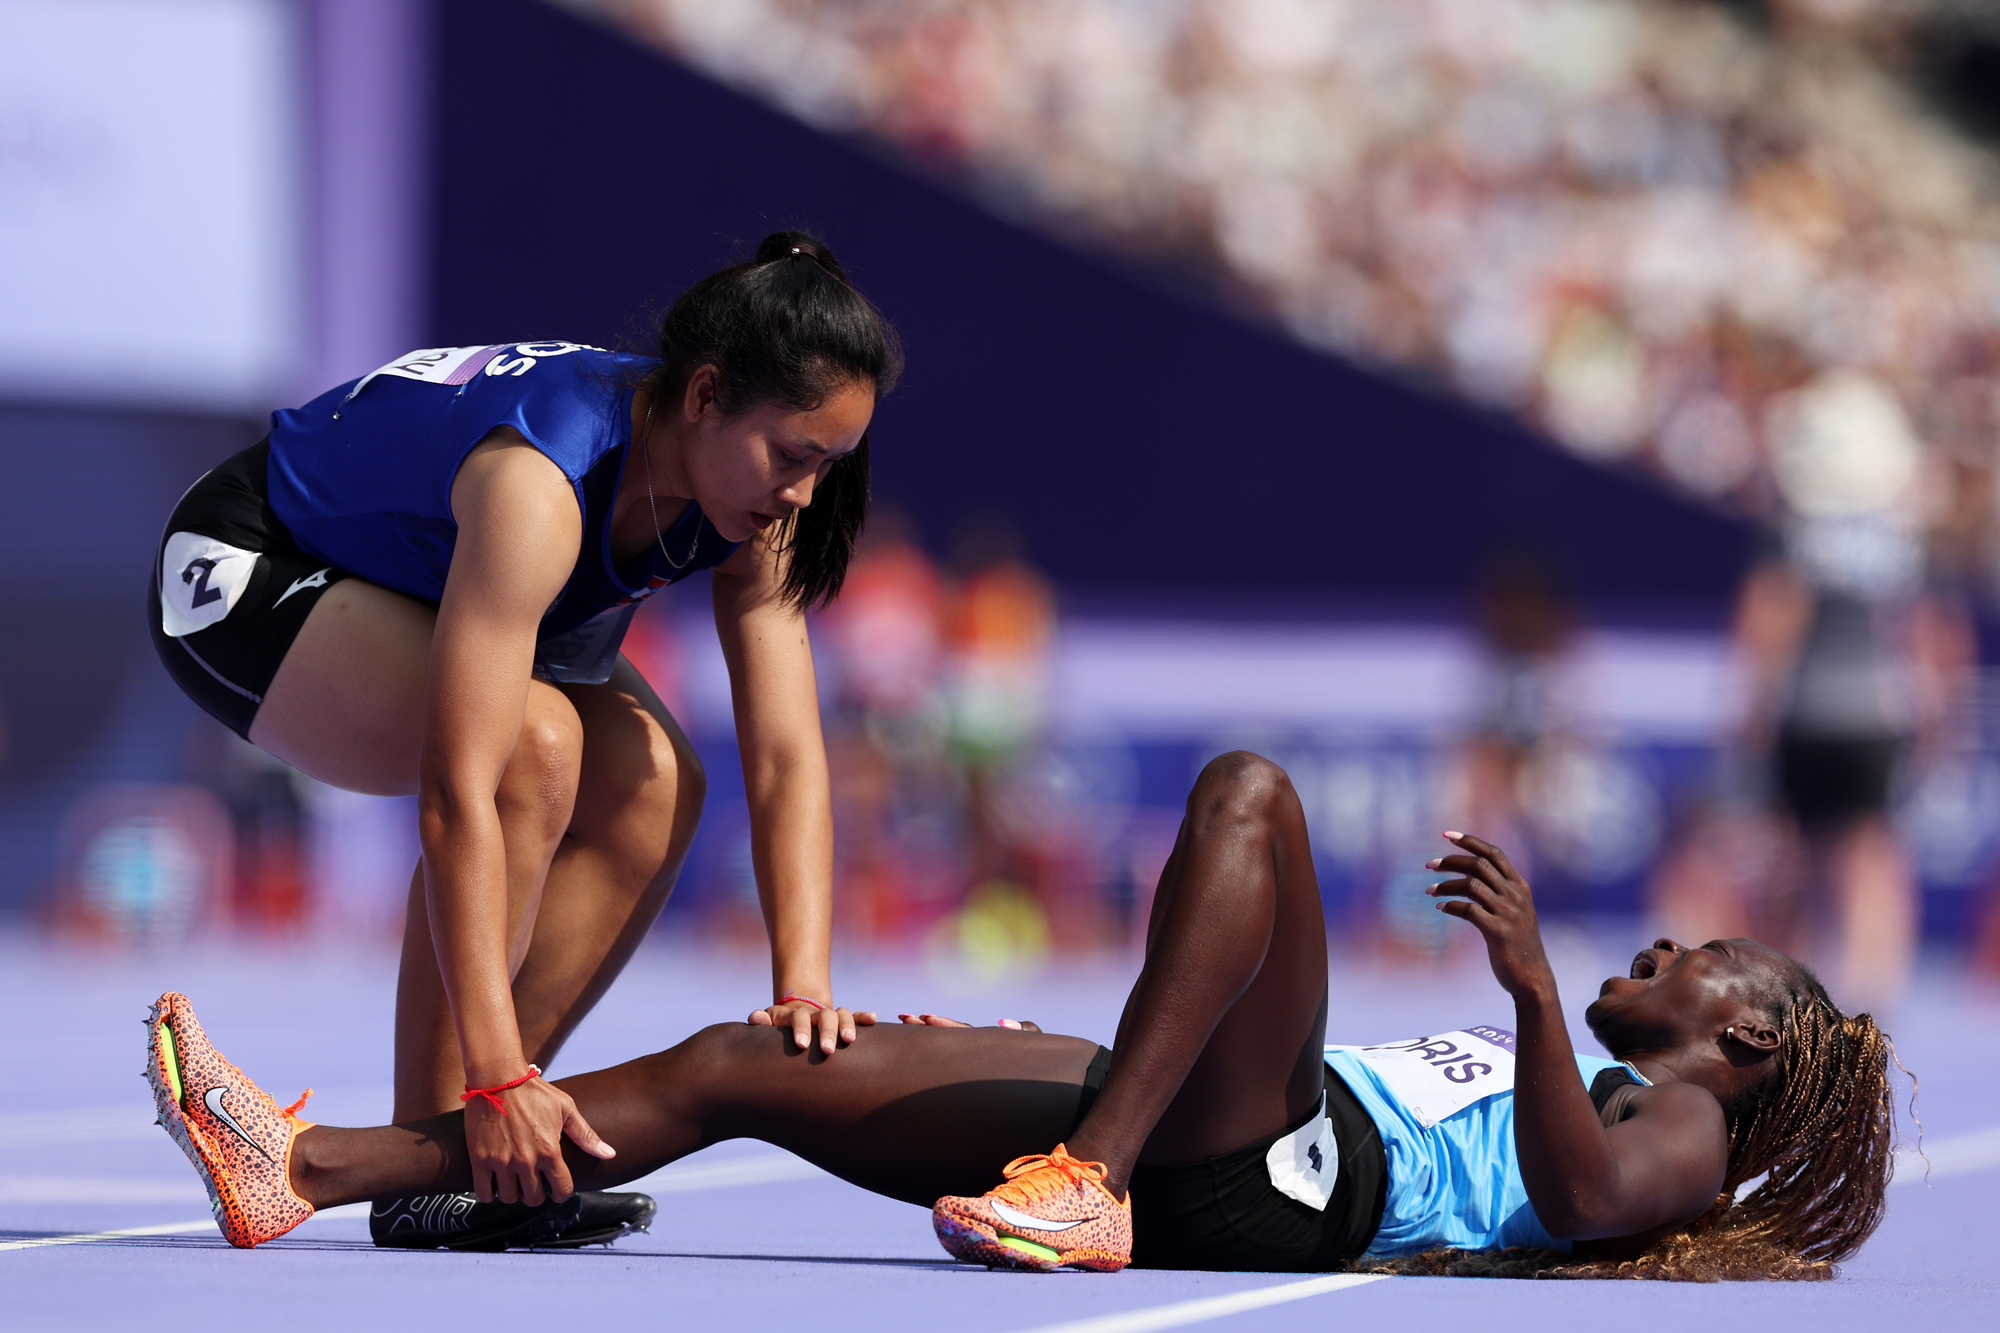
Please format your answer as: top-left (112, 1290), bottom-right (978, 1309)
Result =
top-left (993, 1144), bottom-right (1118, 1209)
top-left (281, 1089), bottom-right (314, 1120)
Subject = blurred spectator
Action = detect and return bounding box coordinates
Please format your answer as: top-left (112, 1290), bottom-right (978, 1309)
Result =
top-left (1462, 546), bottom-right (1575, 855)
top-left (181, 717), bottom-right (314, 931)
top-left (1653, 374), bottom-right (1974, 1005)
top-left (943, 514), bottom-right (1056, 894)
top-left (575, 0), bottom-right (2000, 589)
top-left (51, 783), bottom-right (233, 942)
top-left (817, 507), bottom-right (959, 941)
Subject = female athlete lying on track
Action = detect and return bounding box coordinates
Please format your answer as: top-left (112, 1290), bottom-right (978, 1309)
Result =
top-left (146, 752), bottom-right (1900, 1279)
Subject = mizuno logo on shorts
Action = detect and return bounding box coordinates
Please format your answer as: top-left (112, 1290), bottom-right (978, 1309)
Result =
top-left (991, 1200), bottom-right (1087, 1233)
top-left (274, 568), bottom-right (332, 607)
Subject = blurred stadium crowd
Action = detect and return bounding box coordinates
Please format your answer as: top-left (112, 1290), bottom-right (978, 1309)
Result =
top-left (571, 0), bottom-right (2000, 580)
top-left (26, 0), bottom-right (2000, 1011)
top-left (516, 0), bottom-right (2000, 1001)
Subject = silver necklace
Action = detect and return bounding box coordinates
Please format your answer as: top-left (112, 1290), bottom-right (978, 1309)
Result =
top-left (640, 401), bottom-right (705, 570)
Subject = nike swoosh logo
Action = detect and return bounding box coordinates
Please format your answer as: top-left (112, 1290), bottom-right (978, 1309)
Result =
top-left (991, 1200), bottom-right (1088, 1233)
top-left (203, 1085), bottom-right (274, 1163)
top-left (273, 568), bottom-right (331, 607)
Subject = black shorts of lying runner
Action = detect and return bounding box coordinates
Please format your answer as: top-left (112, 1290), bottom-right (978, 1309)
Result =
top-left (148, 440), bottom-right (352, 740)
top-left (1072, 1047), bottom-right (1387, 1272)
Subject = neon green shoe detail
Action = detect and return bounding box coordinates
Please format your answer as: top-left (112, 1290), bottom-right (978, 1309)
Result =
top-left (159, 1020), bottom-right (184, 1105)
top-left (999, 1236), bottom-right (1060, 1264)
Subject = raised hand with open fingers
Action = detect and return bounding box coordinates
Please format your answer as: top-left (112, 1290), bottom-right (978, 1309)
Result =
top-left (1424, 831), bottom-right (1555, 999)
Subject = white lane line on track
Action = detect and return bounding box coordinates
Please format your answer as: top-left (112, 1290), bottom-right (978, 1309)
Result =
top-left (1005, 1274), bottom-right (1388, 1333)
top-left (0, 1220), bottom-right (219, 1252)
top-left (0, 1155), bottom-right (826, 1206)
top-left (0, 1151), bottom-right (818, 1253)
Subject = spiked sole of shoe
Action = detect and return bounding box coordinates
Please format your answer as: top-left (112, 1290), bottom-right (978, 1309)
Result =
top-left (144, 1002), bottom-right (228, 1229)
top-left (934, 1213), bottom-right (1058, 1271)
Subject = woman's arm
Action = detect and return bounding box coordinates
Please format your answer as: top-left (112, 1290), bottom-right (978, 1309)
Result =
top-left (427, 431), bottom-right (613, 1202)
top-left (1428, 835), bottom-right (1729, 1241)
top-left (711, 536), bottom-right (865, 1054)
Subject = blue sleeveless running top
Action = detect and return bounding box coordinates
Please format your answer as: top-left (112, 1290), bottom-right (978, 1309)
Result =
top-left (1323, 1027), bottom-right (1641, 1257)
top-left (265, 343), bottom-right (740, 683)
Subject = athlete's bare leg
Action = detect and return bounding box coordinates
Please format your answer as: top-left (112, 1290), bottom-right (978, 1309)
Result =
top-left (250, 578), bottom-right (703, 1121)
top-left (289, 751), bottom-right (1331, 1206)
top-left (513, 660), bottom-right (705, 1072)
top-left (1068, 751), bottom-right (1328, 1194)
top-left (295, 1024), bottom-right (1102, 1210)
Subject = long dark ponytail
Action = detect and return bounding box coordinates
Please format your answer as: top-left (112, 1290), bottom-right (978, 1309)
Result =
top-left (652, 229), bottom-right (902, 610)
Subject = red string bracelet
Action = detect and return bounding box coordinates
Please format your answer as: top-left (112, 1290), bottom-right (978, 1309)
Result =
top-left (461, 1065), bottom-right (541, 1116)
top-left (777, 993), bottom-right (826, 1011)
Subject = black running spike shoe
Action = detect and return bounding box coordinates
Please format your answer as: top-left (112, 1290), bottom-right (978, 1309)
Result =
top-left (369, 1190), bottom-right (654, 1250)
top-left (547, 1190), bottom-right (657, 1247)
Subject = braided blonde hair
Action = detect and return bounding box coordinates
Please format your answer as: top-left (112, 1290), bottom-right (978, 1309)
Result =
top-left (1361, 967), bottom-right (1903, 1281)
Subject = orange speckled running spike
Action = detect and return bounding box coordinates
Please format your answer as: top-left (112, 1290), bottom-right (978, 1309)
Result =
top-left (932, 1144), bottom-right (1132, 1272)
top-left (145, 991), bottom-right (316, 1248)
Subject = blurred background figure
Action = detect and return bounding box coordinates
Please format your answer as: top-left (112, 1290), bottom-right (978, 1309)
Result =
top-left (6, 0), bottom-right (2000, 1012)
top-left (942, 519), bottom-right (1055, 883)
top-left (932, 517), bottom-right (1061, 976)
top-left (1652, 370), bottom-right (1976, 1009)
top-left (818, 506), bottom-right (954, 944)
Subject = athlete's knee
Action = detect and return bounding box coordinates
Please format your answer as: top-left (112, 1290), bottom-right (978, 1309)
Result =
top-left (498, 690), bottom-right (583, 841)
top-left (667, 729), bottom-right (706, 821)
top-left (677, 1021), bottom-right (784, 1080)
top-left (594, 716), bottom-right (703, 850)
top-left (1189, 751), bottom-right (1297, 829)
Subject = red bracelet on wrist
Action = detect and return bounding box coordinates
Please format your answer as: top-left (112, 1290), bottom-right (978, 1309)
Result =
top-left (777, 993), bottom-right (826, 1011)
top-left (461, 1065), bottom-right (541, 1116)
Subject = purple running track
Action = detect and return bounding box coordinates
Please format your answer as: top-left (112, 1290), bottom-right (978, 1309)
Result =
top-left (3, 931), bottom-right (1994, 1332)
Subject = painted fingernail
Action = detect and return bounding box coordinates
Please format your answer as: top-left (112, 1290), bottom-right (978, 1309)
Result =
top-left (1425, 858), bottom-right (1441, 869)
top-left (1443, 830), bottom-right (1464, 840)
top-left (999, 1018), bottom-right (1021, 1029)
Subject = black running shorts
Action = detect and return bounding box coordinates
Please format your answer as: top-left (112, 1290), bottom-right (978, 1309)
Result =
top-left (1073, 1048), bottom-right (1387, 1272)
top-left (149, 440), bottom-right (351, 739)
top-left (1775, 728), bottom-right (1902, 830)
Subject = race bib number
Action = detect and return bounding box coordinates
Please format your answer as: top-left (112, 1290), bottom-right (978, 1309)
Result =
top-left (1265, 1091), bottom-right (1339, 1211)
top-left (160, 532), bottom-right (259, 637)
top-left (1329, 1026), bottom-right (1517, 1129)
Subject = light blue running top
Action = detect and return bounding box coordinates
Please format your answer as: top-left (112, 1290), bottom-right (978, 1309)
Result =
top-left (1324, 1029), bottom-right (1637, 1258)
top-left (266, 342), bottom-right (739, 683)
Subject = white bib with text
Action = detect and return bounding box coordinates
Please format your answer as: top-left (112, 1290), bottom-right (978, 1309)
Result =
top-left (1327, 1026), bottom-right (1518, 1129)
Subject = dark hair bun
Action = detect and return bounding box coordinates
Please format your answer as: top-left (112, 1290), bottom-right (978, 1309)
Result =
top-left (652, 228), bottom-right (902, 610)
top-left (751, 229), bottom-right (847, 280)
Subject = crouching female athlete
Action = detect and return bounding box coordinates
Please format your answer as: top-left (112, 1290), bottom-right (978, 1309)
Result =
top-left (145, 752), bottom-right (1899, 1279)
top-left (147, 230), bottom-right (899, 1249)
